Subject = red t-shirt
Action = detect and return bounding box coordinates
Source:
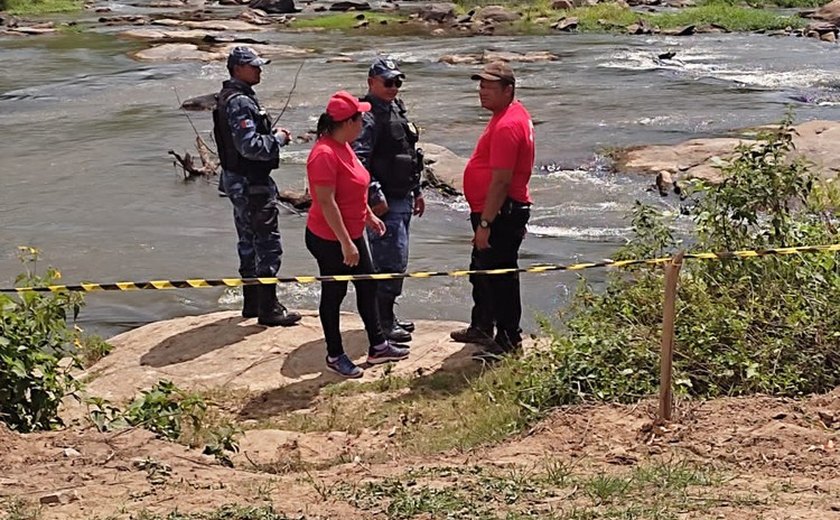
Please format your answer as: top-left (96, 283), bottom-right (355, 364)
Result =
top-left (306, 136), bottom-right (370, 241)
top-left (462, 101), bottom-right (535, 213)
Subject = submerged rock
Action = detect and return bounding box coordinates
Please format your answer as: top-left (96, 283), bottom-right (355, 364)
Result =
top-left (439, 49), bottom-right (558, 65)
top-left (133, 41), bottom-right (314, 61)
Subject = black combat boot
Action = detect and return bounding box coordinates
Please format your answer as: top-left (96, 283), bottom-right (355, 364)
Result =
top-left (258, 284), bottom-right (302, 327)
top-left (378, 295), bottom-right (412, 343)
top-left (242, 284), bottom-right (260, 319)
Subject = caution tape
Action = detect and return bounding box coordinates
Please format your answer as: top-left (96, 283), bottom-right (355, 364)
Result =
top-left (2, 243), bottom-right (839, 294)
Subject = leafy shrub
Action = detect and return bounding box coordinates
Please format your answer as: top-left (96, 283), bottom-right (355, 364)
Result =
top-left (0, 248), bottom-right (83, 432)
top-left (87, 380), bottom-right (241, 465)
top-left (122, 380), bottom-right (208, 441)
top-left (514, 113), bottom-right (840, 417)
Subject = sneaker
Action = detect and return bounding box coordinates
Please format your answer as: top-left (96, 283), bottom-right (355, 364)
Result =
top-left (366, 342), bottom-right (410, 365)
top-left (450, 326), bottom-right (495, 346)
top-left (326, 354), bottom-right (363, 378)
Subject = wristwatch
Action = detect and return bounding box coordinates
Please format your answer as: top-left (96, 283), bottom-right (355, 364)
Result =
top-left (479, 219), bottom-right (491, 229)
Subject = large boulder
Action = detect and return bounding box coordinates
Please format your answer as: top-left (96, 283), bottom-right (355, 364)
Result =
top-left (248, 0), bottom-right (298, 13)
top-left (474, 5), bottom-right (520, 22)
top-left (612, 120), bottom-right (840, 183)
top-left (421, 143), bottom-right (467, 195)
top-left (814, 0), bottom-right (840, 26)
top-left (73, 311), bottom-right (478, 403)
top-left (329, 0), bottom-right (371, 11)
top-left (419, 2), bottom-right (456, 23)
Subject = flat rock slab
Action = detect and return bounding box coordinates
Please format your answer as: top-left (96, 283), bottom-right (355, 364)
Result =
top-left (151, 18), bottom-right (266, 31)
top-left (78, 311), bottom-right (484, 403)
top-left (121, 27), bottom-right (229, 41)
top-left (133, 42), bottom-right (223, 61)
top-left (133, 41), bottom-right (314, 61)
top-left (439, 50), bottom-right (559, 65)
top-left (614, 119), bottom-right (840, 182)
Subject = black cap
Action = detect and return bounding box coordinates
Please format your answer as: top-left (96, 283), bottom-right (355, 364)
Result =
top-left (368, 56), bottom-right (404, 80)
top-left (227, 46), bottom-right (270, 69)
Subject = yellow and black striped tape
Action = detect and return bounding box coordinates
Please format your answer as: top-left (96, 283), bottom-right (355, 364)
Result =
top-left (3, 243), bottom-right (839, 293)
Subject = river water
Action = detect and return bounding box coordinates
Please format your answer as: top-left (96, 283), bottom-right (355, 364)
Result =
top-left (2, 7), bottom-right (840, 337)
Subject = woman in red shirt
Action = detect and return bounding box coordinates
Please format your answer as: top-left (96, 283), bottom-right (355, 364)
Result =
top-left (306, 91), bottom-right (411, 378)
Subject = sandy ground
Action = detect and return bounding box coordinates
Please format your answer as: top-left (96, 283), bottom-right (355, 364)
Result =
top-left (2, 312), bottom-right (839, 519)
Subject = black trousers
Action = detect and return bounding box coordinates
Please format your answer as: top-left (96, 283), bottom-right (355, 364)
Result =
top-left (305, 229), bottom-right (385, 358)
top-left (468, 203), bottom-right (530, 345)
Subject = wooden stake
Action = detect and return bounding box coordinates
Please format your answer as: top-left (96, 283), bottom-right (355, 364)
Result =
top-left (659, 251), bottom-right (684, 421)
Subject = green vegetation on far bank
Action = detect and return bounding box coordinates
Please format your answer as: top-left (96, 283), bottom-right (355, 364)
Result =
top-left (1, 0), bottom-right (82, 15)
top-left (454, 0), bottom-right (831, 9)
top-left (288, 1), bottom-right (807, 36)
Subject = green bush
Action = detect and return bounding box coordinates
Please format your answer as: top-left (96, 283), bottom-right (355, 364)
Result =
top-left (0, 248), bottom-right (84, 432)
top-left (514, 113), bottom-right (840, 417)
top-left (87, 380), bottom-right (241, 466)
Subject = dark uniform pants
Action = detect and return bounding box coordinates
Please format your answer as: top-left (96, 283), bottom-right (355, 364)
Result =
top-left (367, 195), bottom-right (413, 300)
top-left (468, 204), bottom-right (530, 345)
top-left (222, 170), bottom-right (283, 278)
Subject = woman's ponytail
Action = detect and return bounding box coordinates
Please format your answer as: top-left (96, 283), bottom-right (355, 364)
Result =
top-left (316, 112), bottom-right (338, 139)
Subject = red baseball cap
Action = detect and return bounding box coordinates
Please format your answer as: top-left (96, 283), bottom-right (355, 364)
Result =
top-left (326, 90), bottom-right (371, 121)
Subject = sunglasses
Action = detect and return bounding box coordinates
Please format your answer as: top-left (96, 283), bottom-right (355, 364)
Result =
top-left (383, 77), bottom-right (403, 88)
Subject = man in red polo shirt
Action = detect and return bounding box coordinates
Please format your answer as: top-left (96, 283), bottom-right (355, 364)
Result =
top-left (451, 61), bottom-right (535, 357)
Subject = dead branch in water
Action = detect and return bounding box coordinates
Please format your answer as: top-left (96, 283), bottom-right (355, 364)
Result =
top-left (169, 135), bottom-right (219, 181)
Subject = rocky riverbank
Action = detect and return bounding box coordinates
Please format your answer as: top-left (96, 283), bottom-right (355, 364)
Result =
top-left (5, 0), bottom-right (840, 44)
top-left (613, 119), bottom-right (840, 188)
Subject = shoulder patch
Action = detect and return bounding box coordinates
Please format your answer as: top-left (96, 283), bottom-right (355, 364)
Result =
top-left (240, 119), bottom-right (255, 129)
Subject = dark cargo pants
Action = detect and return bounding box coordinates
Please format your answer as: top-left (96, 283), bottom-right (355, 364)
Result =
top-left (222, 170), bottom-right (283, 278)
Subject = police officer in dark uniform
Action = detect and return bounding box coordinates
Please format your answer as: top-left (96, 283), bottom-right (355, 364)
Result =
top-left (352, 56), bottom-right (425, 343)
top-left (213, 46), bottom-right (301, 327)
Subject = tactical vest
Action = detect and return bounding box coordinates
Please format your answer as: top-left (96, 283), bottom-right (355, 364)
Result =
top-left (364, 96), bottom-right (421, 199)
top-left (212, 85), bottom-right (278, 184)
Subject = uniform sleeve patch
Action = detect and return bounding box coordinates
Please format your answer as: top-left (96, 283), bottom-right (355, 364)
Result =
top-left (240, 119), bottom-right (255, 129)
